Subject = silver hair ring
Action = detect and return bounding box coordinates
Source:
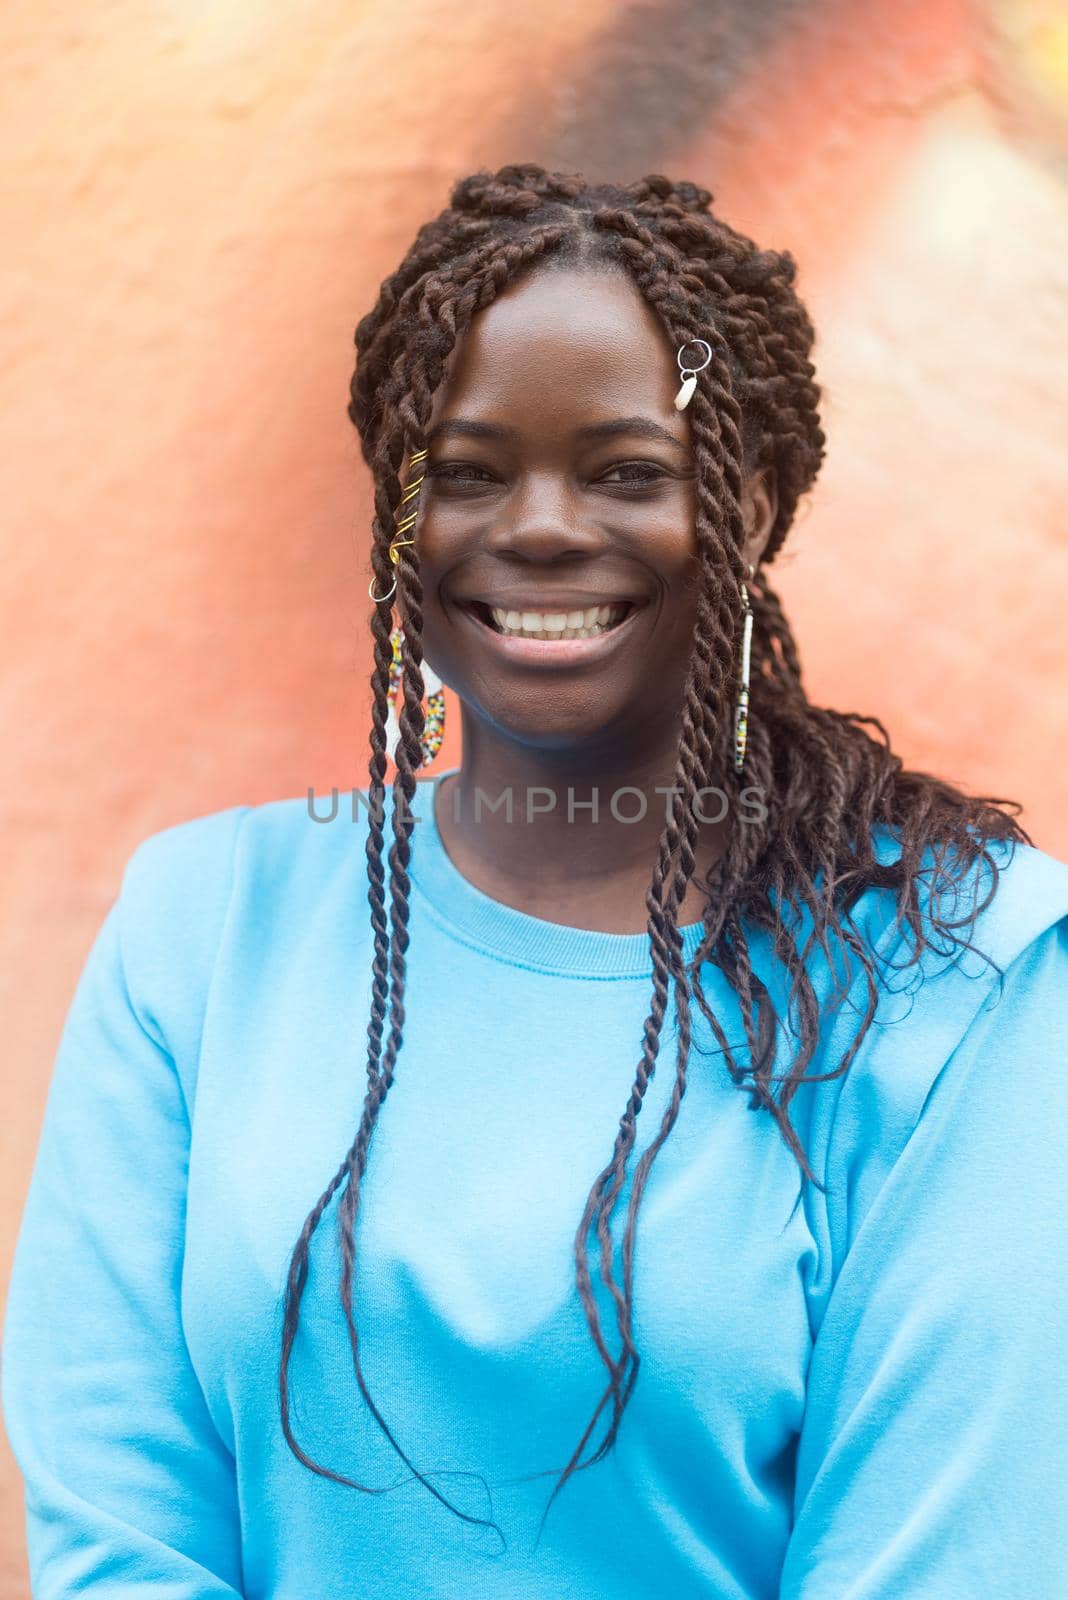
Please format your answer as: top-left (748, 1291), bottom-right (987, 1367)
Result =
top-left (677, 338), bottom-right (714, 377)
top-left (675, 339), bottom-right (715, 410)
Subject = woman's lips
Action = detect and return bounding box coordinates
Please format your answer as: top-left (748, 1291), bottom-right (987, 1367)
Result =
top-left (457, 597), bottom-right (646, 667)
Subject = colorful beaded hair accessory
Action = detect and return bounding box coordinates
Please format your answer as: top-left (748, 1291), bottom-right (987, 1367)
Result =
top-left (732, 581), bottom-right (754, 774)
top-left (385, 625), bottom-right (445, 768)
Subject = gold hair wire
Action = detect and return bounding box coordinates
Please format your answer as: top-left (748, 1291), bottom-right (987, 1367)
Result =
top-left (368, 447), bottom-right (428, 603)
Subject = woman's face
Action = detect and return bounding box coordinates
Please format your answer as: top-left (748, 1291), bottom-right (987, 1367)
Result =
top-left (412, 263), bottom-right (766, 758)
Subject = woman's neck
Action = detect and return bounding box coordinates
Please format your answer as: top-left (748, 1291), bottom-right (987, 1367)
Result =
top-left (430, 717), bottom-right (731, 934)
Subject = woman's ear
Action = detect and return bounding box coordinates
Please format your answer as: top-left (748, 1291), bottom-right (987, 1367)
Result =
top-left (740, 467), bottom-right (778, 573)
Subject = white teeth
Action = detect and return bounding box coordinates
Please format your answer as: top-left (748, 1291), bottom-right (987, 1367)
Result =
top-left (487, 602), bottom-right (629, 639)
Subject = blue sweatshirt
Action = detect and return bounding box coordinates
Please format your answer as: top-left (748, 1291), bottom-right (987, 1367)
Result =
top-left (4, 774), bottom-right (1068, 1599)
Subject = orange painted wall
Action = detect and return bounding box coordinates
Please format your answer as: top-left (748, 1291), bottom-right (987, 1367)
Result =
top-left (2, 0), bottom-right (1066, 1590)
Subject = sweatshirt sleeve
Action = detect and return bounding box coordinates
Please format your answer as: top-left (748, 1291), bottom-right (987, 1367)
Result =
top-left (780, 912), bottom-right (1068, 1599)
top-left (1, 812), bottom-right (249, 1598)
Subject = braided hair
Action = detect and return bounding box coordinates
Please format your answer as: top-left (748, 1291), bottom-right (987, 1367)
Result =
top-left (279, 163), bottom-right (1029, 1533)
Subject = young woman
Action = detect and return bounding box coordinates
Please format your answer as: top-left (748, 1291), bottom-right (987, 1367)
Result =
top-left (5, 164), bottom-right (1068, 1599)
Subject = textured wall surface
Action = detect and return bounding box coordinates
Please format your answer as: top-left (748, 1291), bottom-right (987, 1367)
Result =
top-left (2, 0), bottom-right (1066, 1589)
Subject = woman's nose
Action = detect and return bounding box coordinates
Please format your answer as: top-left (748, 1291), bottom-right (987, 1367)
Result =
top-left (481, 476), bottom-right (607, 563)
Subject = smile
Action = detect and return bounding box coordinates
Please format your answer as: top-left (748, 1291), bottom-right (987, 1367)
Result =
top-left (458, 596), bottom-right (645, 665)
top-left (472, 601), bottom-right (633, 640)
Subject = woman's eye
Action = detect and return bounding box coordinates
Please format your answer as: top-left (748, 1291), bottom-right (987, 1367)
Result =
top-left (597, 461), bottom-right (671, 486)
top-left (428, 463), bottom-right (497, 485)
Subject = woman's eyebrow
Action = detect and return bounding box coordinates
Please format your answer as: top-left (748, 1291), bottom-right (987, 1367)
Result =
top-left (427, 419), bottom-right (510, 444)
top-left (427, 416), bottom-right (689, 452)
top-left (576, 417), bottom-right (689, 453)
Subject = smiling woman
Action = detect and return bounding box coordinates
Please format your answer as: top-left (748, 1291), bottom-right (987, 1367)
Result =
top-left (402, 261), bottom-right (779, 920)
top-left (4, 163), bottom-right (1068, 1600)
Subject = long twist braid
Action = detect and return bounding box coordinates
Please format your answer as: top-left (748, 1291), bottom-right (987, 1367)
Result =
top-left (281, 223), bottom-right (577, 1535)
top-left (551, 206), bottom-right (753, 1493)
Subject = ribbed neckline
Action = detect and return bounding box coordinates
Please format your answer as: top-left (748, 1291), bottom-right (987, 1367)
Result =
top-left (405, 769), bottom-right (709, 979)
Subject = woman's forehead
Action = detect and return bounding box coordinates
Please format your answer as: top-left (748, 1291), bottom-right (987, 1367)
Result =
top-left (464, 262), bottom-right (667, 349)
top-left (430, 265), bottom-right (680, 425)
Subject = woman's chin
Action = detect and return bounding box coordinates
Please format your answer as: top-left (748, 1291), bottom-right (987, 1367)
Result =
top-left (462, 690), bottom-right (662, 760)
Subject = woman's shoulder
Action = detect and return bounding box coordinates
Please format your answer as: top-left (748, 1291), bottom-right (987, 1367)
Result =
top-left (823, 821), bottom-right (1068, 1102)
top-left (802, 825), bottom-right (1068, 1232)
top-left (863, 822), bottom-right (1068, 978)
top-left (120, 799), bottom-right (253, 895)
top-left (112, 793), bottom-right (372, 1059)
top-left (120, 788), bottom-right (379, 901)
